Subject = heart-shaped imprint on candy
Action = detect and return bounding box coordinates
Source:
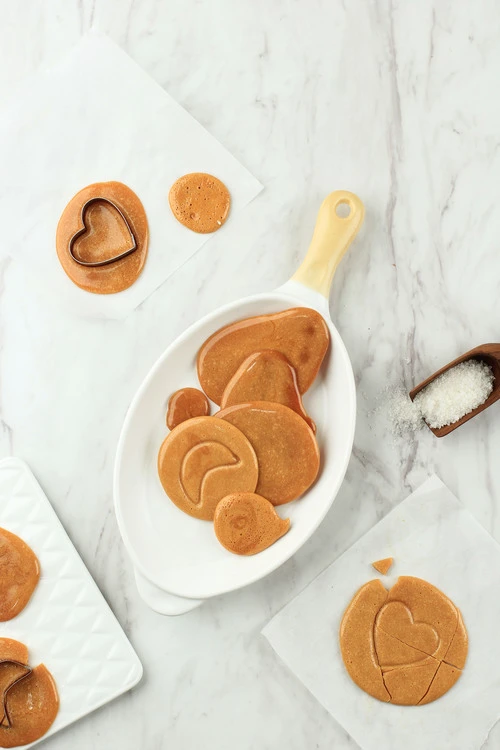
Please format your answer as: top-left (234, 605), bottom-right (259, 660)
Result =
top-left (374, 627), bottom-right (431, 669)
top-left (339, 576), bottom-right (467, 706)
top-left (69, 197), bottom-right (137, 267)
top-left (376, 601), bottom-right (440, 656)
top-left (158, 416), bottom-right (259, 520)
top-left (214, 492), bottom-right (290, 555)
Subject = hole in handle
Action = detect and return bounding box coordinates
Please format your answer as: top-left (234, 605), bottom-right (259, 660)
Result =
top-left (335, 201), bottom-right (351, 218)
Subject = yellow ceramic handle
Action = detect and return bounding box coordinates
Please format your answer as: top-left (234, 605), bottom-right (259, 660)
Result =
top-left (292, 191), bottom-right (365, 297)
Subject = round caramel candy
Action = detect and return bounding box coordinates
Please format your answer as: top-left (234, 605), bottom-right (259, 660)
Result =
top-left (216, 402), bottom-right (320, 505)
top-left (158, 416), bottom-right (258, 520)
top-left (169, 173), bottom-right (230, 234)
top-left (340, 576), bottom-right (468, 706)
top-left (214, 492), bottom-right (290, 555)
top-left (0, 528), bottom-right (40, 622)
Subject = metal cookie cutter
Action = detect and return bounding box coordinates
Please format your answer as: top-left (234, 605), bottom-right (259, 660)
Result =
top-left (68, 197), bottom-right (138, 267)
top-left (1, 659), bottom-right (32, 728)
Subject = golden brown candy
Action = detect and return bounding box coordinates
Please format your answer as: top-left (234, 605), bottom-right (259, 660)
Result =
top-left (220, 350), bottom-right (315, 432)
top-left (371, 557), bottom-right (393, 575)
top-left (383, 576), bottom-right (459, 661)
top-left (169, 173), bottom-right (230, 233)
top-left (339, 580), bottom-right (391, 703)
top-left (216, 402), bottom-right (320, 505)
top-left (0, 639), bottom-right (30, 728)
top-left (214, 492), bottom-right (290, 555)
top-left (0, 664), bottom-right (59, 747)
top-left (0, 528), bottom-right (40, 622)
top-left (339, 576), bottom-right (468, 706)
top-left (0, 640), bottom-right (28, 666)
top-left (197, 307), bottom-right (330, 404)
top-left (166, 388), bottom-right (210, 430)
top-left (158, 416), bottom-right (259, 520)
top-left (56, 181), bottom-right (148, 294)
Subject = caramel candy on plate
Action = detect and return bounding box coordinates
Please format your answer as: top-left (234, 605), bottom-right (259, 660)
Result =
top-left (0, 665), bottom-right (59, 747)
top-left (214, 492), bottom-right (290, 555)
top-left (339, 576), bottom-right (468, 706)
top-left (166, 388), bottom-right (210, 430)
top-left (0, 638), bottom-right (59, 747)
top-left (197, 307), bottom-right (330, 404)
top-left (56, 181), bottom-right (148, 294)
top-left (0, 528), bottom-right (40, 622)
top-left (220, 350), bottom-right (315, 432)
top-left (158, 416), bottom-right (259, 520)
top-left (0, 639), bottom-right (28, 665)
top-left (216, 402), bottom-right (320, 505)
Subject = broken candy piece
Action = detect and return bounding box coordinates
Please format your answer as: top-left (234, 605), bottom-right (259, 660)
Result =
top-left (383, 656), bottom-right (439, 706)
top-left (339, 579), bottom-right (390, 703)
top-left (340, 576), bottom-right (467, 705)
top-left (0, 664), bottom-right (59, 747)
top-left (376, 600), bottom-right (440, 657)
top-left (418, 661), bottom-right (462, 705)
top-left (443, 609), bottom-right (468, 669)
top-left (372, 557), bottom-right (393, 575)
top-left (385, 576), bottom-right (458, 661)
top-left (375, 629), bottom-right (430, 669)
top-left (0, 640), bottom-right (28, 665)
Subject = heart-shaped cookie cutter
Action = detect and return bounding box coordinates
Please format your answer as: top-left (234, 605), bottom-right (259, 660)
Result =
top-left (68, 197), bottom-right (138, 267)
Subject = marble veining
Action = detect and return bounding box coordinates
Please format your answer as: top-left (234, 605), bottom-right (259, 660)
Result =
top-left (1, 1), bottom-right (500, 748)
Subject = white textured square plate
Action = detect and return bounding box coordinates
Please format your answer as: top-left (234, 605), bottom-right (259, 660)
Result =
top-left (0, 457), bottom-right (142, 747)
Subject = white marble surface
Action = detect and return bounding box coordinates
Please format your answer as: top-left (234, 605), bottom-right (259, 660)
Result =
top-left (1, 1), bottom-right (500, 748)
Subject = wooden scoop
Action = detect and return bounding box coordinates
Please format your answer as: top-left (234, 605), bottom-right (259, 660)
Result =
top-left (409, 344), bottom-right (500, 437)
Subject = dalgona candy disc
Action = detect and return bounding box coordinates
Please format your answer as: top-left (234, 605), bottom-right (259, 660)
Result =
top-left (158, 416), bottom-right (259, 521)
top-left (216, 402), bottom-right (320, 505)
top-left (214, 492), bottom-right (290, 555)
top-left (197, 307), bottom-right (330, 404)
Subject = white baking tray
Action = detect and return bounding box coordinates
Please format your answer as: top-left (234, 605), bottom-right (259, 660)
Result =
top-left (0, 457), bottom-right (143, 747)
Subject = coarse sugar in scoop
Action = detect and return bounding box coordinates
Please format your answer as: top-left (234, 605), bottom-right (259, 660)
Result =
top-left (413, 359), bottom-right (494, 429)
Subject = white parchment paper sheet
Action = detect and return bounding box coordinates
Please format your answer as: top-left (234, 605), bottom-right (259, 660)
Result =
top-left (263, 476), bottom-right (500, 750)
top-left (0, 30), bottom-right (262, 319)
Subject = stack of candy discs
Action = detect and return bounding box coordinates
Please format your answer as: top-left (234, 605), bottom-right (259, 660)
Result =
top-left (158, 307), bottom-right (329, 556)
